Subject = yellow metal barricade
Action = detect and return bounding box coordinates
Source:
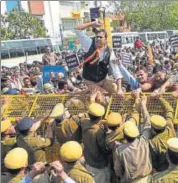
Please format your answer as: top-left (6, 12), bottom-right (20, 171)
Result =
top-left (2, 93), bottom-right (178, 124)
top-left (105, 93), bottom-right (177, 120)
top-left (2, 95), bottom-right (36, 118)
top-left (29, 95), bottom-right (65, 119)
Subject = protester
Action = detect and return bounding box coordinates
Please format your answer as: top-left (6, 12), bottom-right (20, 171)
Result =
top-left (42, 46), bottom-right (59, 66)
top-left (75, 20), bottom-right (124, 103)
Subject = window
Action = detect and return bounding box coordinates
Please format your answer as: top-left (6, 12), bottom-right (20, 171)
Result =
top-left (60, 1), bottom-right (80, 10)
top-left (62, 19), bottom-right (78, 31)
top-left (1, 38), bottom-right (54, 59)
top-left (158, 33), bottom-right (165, 39)
top-left (6, 41), bottom-right (23, 48)
top-left (6, 0), bottom-right (20, 12)
top-left (1, 49), bottom-right (10, 59)
top-left (16, 48), bottom-right (25, 57)
top-left (60, 1), bottom-right (74, 6)
top-left (22, 40), bottom-right (35, 48)
top-left (139, 34), bottom-right (146, 42)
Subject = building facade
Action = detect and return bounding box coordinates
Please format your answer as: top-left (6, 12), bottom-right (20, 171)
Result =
top-left (1, 1), bottom-right (90, 38)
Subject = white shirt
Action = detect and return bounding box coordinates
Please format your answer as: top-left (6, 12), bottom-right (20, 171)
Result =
top-left (75, 30), bottom-right (123, 80)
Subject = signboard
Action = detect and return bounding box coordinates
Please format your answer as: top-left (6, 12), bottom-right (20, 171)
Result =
top-left (169, 35), bottom-right (178, 48)
top-left (121, 52), bottom-right (132, 67)
top-left (112, 35), bottom-right (122, 49)
top-left (71, 11), bottom-right (81, 19)
top-left (90, 8), bottom-right (100, 20)
top-left (77, 53), bottom-right (84, 63)
top-left (42, 66), bottom-right (66, 83)
top-left (65, 54), bottom-right (80, 69)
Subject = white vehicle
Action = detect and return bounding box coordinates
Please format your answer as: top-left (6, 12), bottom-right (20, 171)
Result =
top-left (112, 32), bottom-right (140, 48)
top-left (1, 38), bottom-right (61, 67)
top-left (139, 31), bottom-right (169, 44)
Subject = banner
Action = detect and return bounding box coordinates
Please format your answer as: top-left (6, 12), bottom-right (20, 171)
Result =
top-left (77, 53), bottom-right (84, 63)
top-left (169, 35), bottom-right (178, 48)
top-left (42, 66), bottom-right (66, 83)
top-left (112, 35), bottom-right (122, 49)
top-left (65, 54), bottom-right (80, 69)
top-left (90, 8), bottom-right (100, 20)
top-left (121, 52), bottom-right (132, 67)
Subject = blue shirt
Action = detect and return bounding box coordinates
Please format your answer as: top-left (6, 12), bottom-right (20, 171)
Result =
top-left (19, 175), bottom-right (77, 183)
top-left (118, 64), bottom-right (139, 89)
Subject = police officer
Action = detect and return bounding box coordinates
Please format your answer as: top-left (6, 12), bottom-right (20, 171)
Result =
top-left (149, 97), bottom-right (176, 172)
top-left (151, 137), bottom-right (178, 182)
top-left (80, 102), bottom-right (111, 183)
top-left (113, 96), bottom-right (153, 183)
top-left (50, 103), bottom-right (87, 145)
top-left (1, 119), bottom-right (16, 170)
top-left (1, 148), bottom-right (28, 183)
top-left (59, 141), bottom-right (94, 183)
top-left (15, 116), bottom-right (53, 163)
top-left (105, 92), bottom-right (141, 151)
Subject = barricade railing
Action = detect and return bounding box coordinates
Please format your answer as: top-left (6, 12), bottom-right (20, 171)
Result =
top-left (2, 93), bottom-right (178, 162)
top-left (2, 93), bottom-right (178, 124)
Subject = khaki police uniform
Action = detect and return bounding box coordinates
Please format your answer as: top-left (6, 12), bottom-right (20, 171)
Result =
top-left (149, 98), bottom-right (176, 172)
top-left (23, 134), bottom-right (51, 162)
top-left (151, 137), bottom-right (178, 183)
top-left (1, 173), bottom-right (14, 183)
top-left (9, 173), bottom-right (24, 183)
top-left (64, 162), bottom-right (94, 183)
top-left (55, 113), bottom-right (88, 145)
top-left (151, 166), bottom-right (178, 183)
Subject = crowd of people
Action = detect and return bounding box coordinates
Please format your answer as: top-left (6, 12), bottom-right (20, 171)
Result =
top-left (1, 20), bottom-right (178, 183)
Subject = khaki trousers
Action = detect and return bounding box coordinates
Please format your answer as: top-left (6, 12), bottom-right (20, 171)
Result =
top-left (86, 164), bottom-right (111, 183)
top-left (84, 78), bottom-right (117, 105)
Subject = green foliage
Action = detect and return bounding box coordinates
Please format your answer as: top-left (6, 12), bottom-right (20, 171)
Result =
top-left (1, 8), bottom-right (47, 40)
top-left (122, 0), bottom-right (178, 31)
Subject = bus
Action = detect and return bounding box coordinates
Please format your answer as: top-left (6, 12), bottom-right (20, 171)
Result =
top-left (138, 31), bottom-right (169, 43)
top-left (112, 32), bottom-right (140, 48)
top-left (1, 38), bottom-right (61, 66)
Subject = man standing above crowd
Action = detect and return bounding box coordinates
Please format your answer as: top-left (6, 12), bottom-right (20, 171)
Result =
top-left (75, 21), bottom-right (124, 103)
top-left (42, 46), bottom-right (59, 66)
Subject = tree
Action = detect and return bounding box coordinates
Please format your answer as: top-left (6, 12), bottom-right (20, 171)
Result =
top-left (1, 8), bottom-right (47, 40)
top-left (121, 0), bottom-right (178, 31)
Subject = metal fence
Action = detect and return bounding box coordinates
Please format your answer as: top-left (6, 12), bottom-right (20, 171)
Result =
top-left (2, 93), bottom-right (178, 124)
top-left (2, 93), bottom-right (178, 162)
